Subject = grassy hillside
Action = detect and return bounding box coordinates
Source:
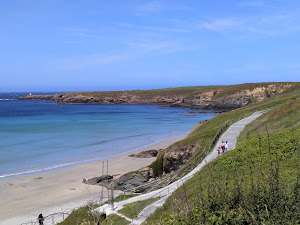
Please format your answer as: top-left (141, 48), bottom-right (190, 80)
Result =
top-left (57, 83), bottom-right (300, 224)
top-left (144, 85), bottom-right (300, 224)
top-left (61, 82), bottom-right (295, 98)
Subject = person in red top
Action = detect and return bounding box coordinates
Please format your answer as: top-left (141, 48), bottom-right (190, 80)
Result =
top-left (217, 146), bottom-right (221, 155)
top-left (221, 141), bottom-right (225, 153)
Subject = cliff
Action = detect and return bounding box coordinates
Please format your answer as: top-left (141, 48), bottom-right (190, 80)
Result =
top-left (19, 82), bottom-right (294, 110)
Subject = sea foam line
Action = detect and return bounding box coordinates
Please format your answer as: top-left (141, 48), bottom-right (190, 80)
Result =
top-left (0, 157), bottom-right (105, 179)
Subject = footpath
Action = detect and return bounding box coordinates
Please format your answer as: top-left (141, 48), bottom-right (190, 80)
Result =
top-left (97, 111), bottom-right (264, 225)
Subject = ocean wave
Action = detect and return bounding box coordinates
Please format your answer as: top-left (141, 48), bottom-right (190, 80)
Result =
top-left (0, 99), bottom-right (11, 101)
top-left (0, 158), bottom-right (99, 179)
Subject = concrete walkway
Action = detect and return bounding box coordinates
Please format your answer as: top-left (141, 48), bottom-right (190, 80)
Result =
top-left (97, 111), bottom-right (264, 225)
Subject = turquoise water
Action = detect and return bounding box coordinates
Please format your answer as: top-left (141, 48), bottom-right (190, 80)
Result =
top-left (0, 93), bottom-right (215, 181)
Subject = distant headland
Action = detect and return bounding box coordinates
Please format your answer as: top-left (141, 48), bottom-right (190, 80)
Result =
top-left (19, 82), bottom-right (295, 111)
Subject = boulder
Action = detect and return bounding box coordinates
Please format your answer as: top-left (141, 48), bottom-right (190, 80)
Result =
top-left (85, 175), bottom-right (113, 185)
top-left (128, 149), bottom-right (161, 158)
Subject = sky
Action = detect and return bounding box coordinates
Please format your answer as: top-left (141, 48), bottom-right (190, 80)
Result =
top-left (1, 0), bottom-right (300, 92)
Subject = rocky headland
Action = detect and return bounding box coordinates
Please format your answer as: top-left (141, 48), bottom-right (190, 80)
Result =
top-left (19, 83), bottom-right (294, 110)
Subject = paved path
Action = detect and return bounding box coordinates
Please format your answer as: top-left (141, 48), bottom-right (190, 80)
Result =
top-left (97, 111), bottom-right (264, 224)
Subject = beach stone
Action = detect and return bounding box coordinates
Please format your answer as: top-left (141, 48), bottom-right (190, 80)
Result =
top-left (86, 175), bottom-right (113, 185)
top-left (128, 149), bottom-right (160, 158)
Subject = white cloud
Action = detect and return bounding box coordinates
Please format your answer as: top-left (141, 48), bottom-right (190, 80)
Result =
top-left (200, 18), bottom-right (243, 31)
top-left (226, 64), bottom-right (270, 74)
top-left (53, 54), bottom-right (124, 70)
top-left (135, 1), bottom-right (163, 14)
top-left (134, 1), bottom-right (191, 15)
top-left (129, 40), bottom-right (189, 53)
top-left (118, 23), bottom-right (190, 34)
top-left (237, 1), bottom-right (266, 7)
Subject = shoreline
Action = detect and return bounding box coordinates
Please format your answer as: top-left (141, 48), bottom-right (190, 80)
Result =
top-left (0, 135), bottom-right (185, 183)
top-left (0, 136), bottom-right (184, 224)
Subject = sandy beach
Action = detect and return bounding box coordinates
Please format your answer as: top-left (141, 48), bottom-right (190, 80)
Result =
top-left (0, 136), bottom-right (184, 225)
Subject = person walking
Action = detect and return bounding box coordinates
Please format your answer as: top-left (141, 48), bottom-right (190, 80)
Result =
top-left (38, 214), bottom-right (44, 225)
top-left (225, 141), bottom-right (229, 151)
top-left (217, 146), bottom-right (221, 155)
top-left (221, 141), bottom-right (225, 153)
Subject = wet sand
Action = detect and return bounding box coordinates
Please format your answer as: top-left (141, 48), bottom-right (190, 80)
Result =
top-left (0, 136), bottom-right (184, 225)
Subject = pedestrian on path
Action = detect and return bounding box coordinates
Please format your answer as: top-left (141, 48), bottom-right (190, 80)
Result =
top-left (217, 146), bottom-right (221, 155)
top-left (225, 141), bottom-right (229, 151)
top-left (221, 141), bottom-right (225, 153)
top-left (38, 214), bottom-right (44, 225)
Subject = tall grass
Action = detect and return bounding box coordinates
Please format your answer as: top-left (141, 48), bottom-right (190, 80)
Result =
top-left (145, 127), bottom-right (300, 224)
top-left (144, 89), bottom-right (300, 224)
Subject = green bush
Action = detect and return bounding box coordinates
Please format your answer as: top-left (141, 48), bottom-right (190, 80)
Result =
top-left (150, 150), bottom-right (165, 177)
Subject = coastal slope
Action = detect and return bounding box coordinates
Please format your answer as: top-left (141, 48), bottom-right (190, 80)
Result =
top-left (144, 82), bottom-right (300, 224)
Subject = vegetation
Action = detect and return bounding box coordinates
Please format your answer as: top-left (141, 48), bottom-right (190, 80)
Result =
top-left (42, 82), bottom-right (296, 99)
top-left (150, 149), bottom-right (166, 177)
top-left (58, 193), bottom-right (139, 225)
top-left (144, 85), bottom-right (300, 224)
top-left (61, 85), bottom-right (222, 98)
top-left (57, 204), bottom-right (101, 225)
top-left (118, 197), bottom-right (162, 219)
top-left (113, 194), bottom-right (139, 202)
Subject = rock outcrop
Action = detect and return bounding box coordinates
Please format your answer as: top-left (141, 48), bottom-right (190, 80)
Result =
top-left (113, 167), bottom-right (153, 192)
top-left (163, 141), bottom-right (201, 173)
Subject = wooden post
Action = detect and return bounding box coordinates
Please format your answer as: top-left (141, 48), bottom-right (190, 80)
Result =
top-left (107, 160), bottom-right (109, 204)
top-left (110, 181), bottom-right (114, 210)
top-left (101, 161), bottom-right (104, 204)
top-left (107, 160), bottom-right (108, 176)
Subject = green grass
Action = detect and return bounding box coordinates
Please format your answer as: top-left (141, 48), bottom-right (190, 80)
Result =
top-left (57, 204), bottom-right (101, 225)
top-left (102, 214), bottom-right (130, 225)
top-left (60, 85), bottom-right (223, 98)
top-left (113, 194), bottom-right (139, 202)
top-left (118, 197), bottom-right (162, 219)
top-left (143, 85), bottom-right (300, 224)
top-left (58, 194), bottom-right (138, 225)
top-left (51, 82), bottom-right (297, 100)
top-left (145, 128), bottom-right (300, 224)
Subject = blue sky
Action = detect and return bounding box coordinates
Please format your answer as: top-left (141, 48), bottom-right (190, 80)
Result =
top-left (1, 0), bottom-right (300, 92)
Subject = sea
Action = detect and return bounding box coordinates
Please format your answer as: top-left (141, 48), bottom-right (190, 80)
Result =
top-left (0, 92), bottom-right (216, 181)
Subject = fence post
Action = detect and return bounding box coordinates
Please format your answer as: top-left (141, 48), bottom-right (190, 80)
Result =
top-left (110, 181), bottom-right (114, 210)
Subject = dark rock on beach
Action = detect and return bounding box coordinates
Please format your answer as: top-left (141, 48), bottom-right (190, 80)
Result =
top-left (129, 149), bottom-right (161, 158)
top-left (85, 167), bottom-right (156, 193)
top-left (85, 175), bottom-right (113, 185)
